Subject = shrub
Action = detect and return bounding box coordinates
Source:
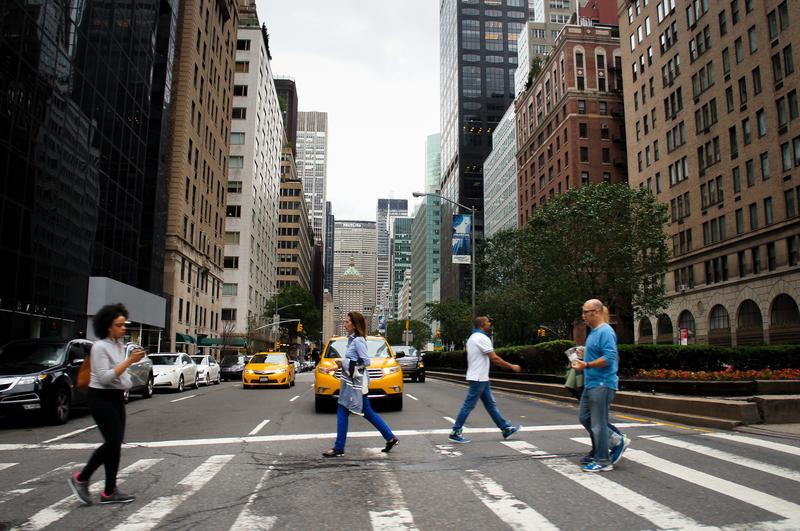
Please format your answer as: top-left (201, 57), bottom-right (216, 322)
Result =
top-left (425, 340), bottom-right (575, 375)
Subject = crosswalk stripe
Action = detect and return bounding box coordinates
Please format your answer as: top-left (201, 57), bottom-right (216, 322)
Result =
top-left (111, 454), bottom-right (234, 531)
top-left (369, 461), bottom-right (418, 530)
top-left (13, 459), bottom-right (161, 531)
top-left (462, 469), bottom-right (558, 530)
top-left (0, 463), bottom-right (17, 472)
top-left (504, 441), bottom-right (712, 530)
top-left (572, 438), bottom-right (800, 521)
top-left (643, 435), bottom-right (800, 483)
top-left (704, 432), bottom-right (800, 457)
top-left (229, 464), bottom-right (277, 530)
top-left (1, 462), bottom-right (80, 506)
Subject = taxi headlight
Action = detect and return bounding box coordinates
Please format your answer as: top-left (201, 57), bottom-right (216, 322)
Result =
top-left (274, 369), bottom-right (286, 374)
top-left (383, 366), bottom-right (401, 375)
top-left (245, 369), bottom-right (255, 375)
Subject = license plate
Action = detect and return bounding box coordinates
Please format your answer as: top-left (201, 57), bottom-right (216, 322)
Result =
top-left (23, 404), bottom-right (41, 410)
top-left (259, 377), bottom-right (269, 382)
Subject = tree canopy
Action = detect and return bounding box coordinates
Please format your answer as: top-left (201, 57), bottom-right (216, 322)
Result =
top-left (385, 320), bottom-right (431, 351)
top-left (264, 285), bottom-right (321, 343)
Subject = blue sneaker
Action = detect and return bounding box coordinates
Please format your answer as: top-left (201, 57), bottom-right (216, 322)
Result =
top-left (582, 461), bottom-right (613, 472)
top-left (502, 424), bottom-right (521, 440)
top-left (579, 454), bottom-right (594, 465)
top-left (449, 431), bottom-right (472, 444)
top-left (610, 434), bottom-right (630, 465)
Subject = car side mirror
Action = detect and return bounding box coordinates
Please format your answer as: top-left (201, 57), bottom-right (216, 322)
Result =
top-left (395, 351), bottom-right (405, 359)
top-left (71, 358), bottom-right (84, 366)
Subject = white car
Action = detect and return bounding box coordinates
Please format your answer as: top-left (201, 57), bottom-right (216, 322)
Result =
top-left (190, 355), bottom-right (221, 386)
top-left (151, 353), bottom-right (198, 392)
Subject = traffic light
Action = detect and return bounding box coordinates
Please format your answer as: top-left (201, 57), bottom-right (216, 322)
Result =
top-left (297, 322), bottom-right (303, 333)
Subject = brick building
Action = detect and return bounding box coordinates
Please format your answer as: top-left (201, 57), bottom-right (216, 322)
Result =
top-left (620, 0), bottom-right (800, 345)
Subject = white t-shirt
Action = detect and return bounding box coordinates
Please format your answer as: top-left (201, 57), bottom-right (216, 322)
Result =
top-left (465, 332), bottom-right (493, 381)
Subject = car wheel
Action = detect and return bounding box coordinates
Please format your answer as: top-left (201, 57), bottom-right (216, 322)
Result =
top-left (243, 384), bottom-right (250, 389)
top-left (215, 373), bottom-right (221, 385)
top-left (411, 375), bottom-right (417, 383)
top-left (290, 376), bottom-right (296, 387)
top-left (314, 395), bottom-right (330, 413)
top-left (49, 387), bottom-right (71, 424)
top-left (390, 394), bottom-right (403, 411)
top-left (192, 374), bottom-right (199, 389)
top-left (418, 374), bottom-right (426, 383)
top-left (177, 375), bottom-right (184, 392)
top-left (142, 375), bottom-right (154, 398)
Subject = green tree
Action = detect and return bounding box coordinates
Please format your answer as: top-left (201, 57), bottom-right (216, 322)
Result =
top-left (385, 320), bottom-right (431, 351)
top-left (265, 285), bottom-right (321, 343)
top-left (427, 299), bottom-right (472, 349)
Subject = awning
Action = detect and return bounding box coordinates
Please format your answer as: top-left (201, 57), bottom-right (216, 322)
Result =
top-left (175, 333), bottom-right (195, 344)
top-left (197, 337), bottom-right (247, 347)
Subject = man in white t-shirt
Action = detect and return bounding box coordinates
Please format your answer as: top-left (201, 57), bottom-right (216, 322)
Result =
top-left (449, 316), bottom-right (522, 444)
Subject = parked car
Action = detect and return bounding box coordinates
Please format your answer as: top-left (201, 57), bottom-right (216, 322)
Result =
top-left (123, 342), bottom-right (154, 402)
top-left (391, 346), bottom-right (425, 383)
top-left (243, 352), bottom-right (296, 388)
top-left (0, 338), bottom-right (92, 424)
top-left (150, 353), bottom-right (198, 392)
top-left (190, 354), bottom-right (221, 386)
top-left (220, 354), bottom-right (248, 381)
top-left (314, 336), bottom-right (404, 412)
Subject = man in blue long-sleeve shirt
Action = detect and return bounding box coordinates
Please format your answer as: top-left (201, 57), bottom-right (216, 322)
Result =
top-left (572, 299), bottom-right (628, 472)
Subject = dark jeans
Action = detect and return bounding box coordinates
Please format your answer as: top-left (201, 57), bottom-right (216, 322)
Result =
top-left (334, 396), bottom-right (394, 452)
top-left (579, 385), bottom-right (616, 465)
top-left (453, 381), bottom-right (511, 432)
top-left (79, 388), bottom-right (126, 494)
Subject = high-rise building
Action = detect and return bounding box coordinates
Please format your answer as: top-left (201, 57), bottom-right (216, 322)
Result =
top-left (322, 289), bottom-right (335, 341)
top-left (0, 0), bottom-right (177, 346)
top-left (514, 17), bottom-right (571, 97)
top-left (324, 201), bottom-right (335, 291)
top-left (515, 19), bottom-right (627, 227)
top-left (223, 7), bottom-right (282, 336)
top-left (376, 199), bottom-right (409, 323)
top-left (163, 0), bottom-right (238, 351)
top-left (391, 217), bottom-right (414, 317)
top-left (274, 76), bottom-right (298, 157)
top-left (411, 163), bottom-right (442, 324)
top-left (484, 106), bottom-right (519, 237)
top-left (621, 0), bottom-right (800, 345)
top-left (398, 270), bottom-right (412, 321)
top-left (426, 133), bottom-right (442, 192)
top-left (296, 111), bottom-right (328, 243)
top-left (335, 259), bottom-right (367, 336)
top-left (277, 151), bottom-right (314, 292)
top-left (439, 0), bottom-right (532, 301)
top-left (333, 221), bottom-right (378, 330)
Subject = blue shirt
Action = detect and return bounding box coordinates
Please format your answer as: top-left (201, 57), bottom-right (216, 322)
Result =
top-left (342, 335), bottom-right (370, 372)
top-left (583, 323), bottom-right (618, 390)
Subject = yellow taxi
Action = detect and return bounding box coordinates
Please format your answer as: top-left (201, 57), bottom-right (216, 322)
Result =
top-left (242, 352), bottom-right (296, 389)
top-left (314, 336), bottom-right (403, 412)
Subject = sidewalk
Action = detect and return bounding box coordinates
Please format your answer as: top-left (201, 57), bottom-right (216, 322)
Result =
top-left (428, 371), bottom-right (800, 436)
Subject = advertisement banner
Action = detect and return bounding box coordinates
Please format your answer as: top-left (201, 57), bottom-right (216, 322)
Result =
top-left (452, 213), bottom-right (472, 264)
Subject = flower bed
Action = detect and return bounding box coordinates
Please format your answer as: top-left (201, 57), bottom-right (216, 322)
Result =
top-left (635, 368), bottom-right (800, 380)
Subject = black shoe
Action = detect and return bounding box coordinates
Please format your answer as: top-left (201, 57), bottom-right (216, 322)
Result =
top-left (381, 437), bottom-right (399, 453)
top-left (322, 449), bottom-right (344, 458)
top-left (100, 489), bottom-right (136, 504)
top-left (68, 472), bottom-right (92, 506)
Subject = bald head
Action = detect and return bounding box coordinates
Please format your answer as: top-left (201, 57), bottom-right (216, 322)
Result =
top-left (582, 299), bottom-right (604, 327)
top-left (473, 316), bottom-right (491, 331)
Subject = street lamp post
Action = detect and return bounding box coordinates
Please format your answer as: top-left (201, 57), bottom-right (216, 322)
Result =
top-left (412, 192), bottom-right (476, 317)
top-left (272, 302), bottom-right (302, 341)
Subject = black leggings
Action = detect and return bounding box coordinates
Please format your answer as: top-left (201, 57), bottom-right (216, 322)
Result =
top-left (79, 388), bottom-right (126, 494)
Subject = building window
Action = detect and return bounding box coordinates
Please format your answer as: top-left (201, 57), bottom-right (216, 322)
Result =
top-left (228, 181), bottom-right (242, 193)
top-left (232, 107), bottom-right (246, 119)
top-left (225, 231), bottom-right (240, 245)
top-left (223, 257), bottom-right (239, 269)
top-left (226, 205), bottom-right (241, 218)
top-left (749, 202), bottom-right (758, 230)
top-left (231, 132), bottom-right (245, 145)
top-left (229, 156), bottom-right (244, 169)
top-left (578, 100), bottom-right (586, 114)
top-left (580, 147), bottom-right (589, 162)
top-left (222, 283), bottom-right (238, 296)
top-left (234, 61), bottom-right (249, 73)
top-left (233, 85), bottom-right (248, 97)
top-left (764, 197), bottom-right (774, 225)
top-left (760, 152), bottom-right (771, 180)
top-left (236, 39), bottom-right (251, 50)
top-left (221, 309), bottom-right (237, 321)
top-left (788, 235), bottom-right (800, 266)
top-left (767, 242), bottom-right (777, 271)
top-left (579, 123), bottom-right (588, 138)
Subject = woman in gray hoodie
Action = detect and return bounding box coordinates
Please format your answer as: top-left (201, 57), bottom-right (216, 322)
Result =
top-left (68, 303), bottom-right (144, 505)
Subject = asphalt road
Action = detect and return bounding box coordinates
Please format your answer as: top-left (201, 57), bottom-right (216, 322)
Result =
top-left (1, 373), bottom-right (799, 530)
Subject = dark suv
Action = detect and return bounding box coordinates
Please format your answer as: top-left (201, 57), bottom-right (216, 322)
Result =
top-left (0, 338), bottom-right (93, 424)
top-left (391, 346), bottom-right (425, 383)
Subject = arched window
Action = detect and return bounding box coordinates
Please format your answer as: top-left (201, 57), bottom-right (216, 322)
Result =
top-left (708, 305), bottom-right (731, 330)
top-left (678, 310), bottom-right (695, 333)
top-left (639, 318), bottom-right (654, 337)
top-left (770, 294), bottom-right (800, 326)
top-left (737, 300), bottom-right (763, 329)
top-left (657, 314), bottom-right (673, 335)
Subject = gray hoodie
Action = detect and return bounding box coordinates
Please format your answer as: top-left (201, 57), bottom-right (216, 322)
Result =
top-left (89, 338), bottom-right (132, 390)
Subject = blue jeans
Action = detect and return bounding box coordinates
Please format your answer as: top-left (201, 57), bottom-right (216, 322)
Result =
top-left (453, 381), bottom-right (511, 432)
top-left (579, 385), bottom-right (617, 465)
top-left (334, 396), bottom-right (394, 452)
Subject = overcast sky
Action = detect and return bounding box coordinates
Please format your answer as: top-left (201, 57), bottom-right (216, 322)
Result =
top-left (256, 0), bottom-right (440, 221)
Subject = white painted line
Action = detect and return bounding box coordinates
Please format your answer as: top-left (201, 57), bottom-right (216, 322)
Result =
top-left (290, 395), bottom-right (300, 402)
top-left (170, 394), bottom-right (197, 403)
top-left (16, 459), bottom-right (161, 531)
top-left (248, 419), bottom-right (271, 436)
top-left (368, 461), bottom-right (418, 530)
top-left (0, 487), bottom-right (33, 504)
top-left (42, 425), bottom-right (97, 444)
top-left (112, 454), bottom-right (234, 531)
top-left (0, 463), bottom-right (16, 472)
top-left (230, 462), bottom-right (277, 530)
top-left (434, 445), bottom-right (462, 457)
top-left (573, 437), bottom-right (800, 520)
top-left (0, 423), bottom-right (658, 452)
top-left (0, 461), bottom-right (80, 506)
top-left (645, 435), bottom-right (800, 483)
top-left (405, 394), bottom-right (418, 401)
top-left (443, 416), bottom-right (456, 424)
top-left (505, 441), bottom-right (708, 530)
top-left (705, 432), bottom-right (800, 457)
top-left (462, 469), bottom-right (558, 530)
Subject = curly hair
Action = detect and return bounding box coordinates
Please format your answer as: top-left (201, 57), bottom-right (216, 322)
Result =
top-left (93, 303), bottom-right (129, 339)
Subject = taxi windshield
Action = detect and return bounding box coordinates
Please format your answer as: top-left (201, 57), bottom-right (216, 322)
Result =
top-left (324, 339), bottom-right (390, 359)
top-left (250, 354), bottom-right (287, 365)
